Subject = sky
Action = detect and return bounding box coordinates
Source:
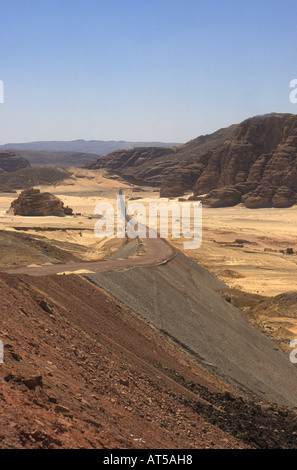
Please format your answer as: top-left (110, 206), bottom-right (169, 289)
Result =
top-left (1, 0), bottom-right (297, 144)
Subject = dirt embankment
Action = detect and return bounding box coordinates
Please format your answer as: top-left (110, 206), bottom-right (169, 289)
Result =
top-left (0, 230), bottom-right (83, 268)
top-left (221, 288), bottom-right (297, 356)
top-left (85, 251), bottom-right (297, 408)
top-left (2, 272), bottom-right (297, 449)
top-left (0, 272), bottom-right (246, 449)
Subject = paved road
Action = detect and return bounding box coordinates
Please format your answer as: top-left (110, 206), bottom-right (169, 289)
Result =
top-left (2, 194), bottom-right (176, 276)
top-left (2, 234), bottom-right (176, 276)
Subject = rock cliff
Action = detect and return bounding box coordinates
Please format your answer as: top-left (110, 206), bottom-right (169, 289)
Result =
top-left (84, 125), bottom-right (237, 187)
top-left (161, 113), bottom-right (297, 208)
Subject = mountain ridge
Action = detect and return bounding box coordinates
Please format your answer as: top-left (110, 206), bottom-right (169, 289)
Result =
top-left (84, 124), bottom-right (237, 186)
top-left (0, 139), bottom-right (182, 155)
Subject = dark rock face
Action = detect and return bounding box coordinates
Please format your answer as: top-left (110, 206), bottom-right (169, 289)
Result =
top-left (193, 114), bottom-right (297, 197)
top-left (242, 186), bottom-right (276, 209)
top-left (161, 113), bottom-right (297, 208)
top-left (8, 188), bottom-right (73, 217)
top-left (85, 147), bottom-right (176, 186)
top-left (84, 113), bottom-right (297, 208)
top-left (233, 182), bottom-right (258, 195)
top-left (0, 151), bottom-right (31, 173)
top-left (160, 165), bottom-right (204, 197)
top-left (201, 187), bottom-right (243, 208)
top-left (84, 125), bottom-right (237, 188)
top-left (272, 187), bottom-right (297, 208)
top-left (242, 185), bottom-right (297, 209)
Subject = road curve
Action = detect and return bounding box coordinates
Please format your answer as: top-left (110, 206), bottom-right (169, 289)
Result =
top-left (2, 234), bottom-right (176, 276)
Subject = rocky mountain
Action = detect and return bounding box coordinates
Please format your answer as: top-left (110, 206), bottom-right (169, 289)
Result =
top-left (85, 146), bottom-right (177, 186)
top-left (0, 151), bottom-right (31, 173)
top-left (84, 125), bottom-right (237, 186)
top-left (8, 188), bottom-right (73, 217)
top-left (161, 113), bottom-right (297, 208)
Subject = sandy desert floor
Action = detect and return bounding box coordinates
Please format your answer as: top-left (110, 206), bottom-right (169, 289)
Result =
top-left (1, 168), bottom-right (297, 296)
top-left (1, 168), bottom-right (297, 293)
top-left (0, 169), bottom-right (131, 263)
top-left (1, 168), bottom-right (297, 354)
top-left (174, 205), bottom-right (297, 297)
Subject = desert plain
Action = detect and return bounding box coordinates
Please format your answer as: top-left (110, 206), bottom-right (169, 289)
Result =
top-left (1, 168), bottom-right (297, 354)
top-left (1, 166), bottom-right (297, 449)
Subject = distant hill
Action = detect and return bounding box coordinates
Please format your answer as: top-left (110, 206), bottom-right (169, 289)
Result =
top-left (14, 150), bottom-right (100, 168)
top-left (0, 151), bottom-right (31, 173)
top-left (0, 167), bottom-right (70, 192)
top-left (0, 139), bottom-right (182, 164)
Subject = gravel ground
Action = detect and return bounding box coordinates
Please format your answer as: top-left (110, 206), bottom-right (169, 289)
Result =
top-left (109, 238), bottom-right (138, 259)
top-left (85, 250), bottom-right (297, 407)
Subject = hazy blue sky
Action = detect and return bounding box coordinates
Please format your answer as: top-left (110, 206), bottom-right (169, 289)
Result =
top-left (1, 0), bottom-right (297, 143)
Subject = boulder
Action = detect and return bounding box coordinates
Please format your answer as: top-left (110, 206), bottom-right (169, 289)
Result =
top-left (8, 188), bottom-right (73, 217)
top-left (272, 186), bottom-right (297, 208)
top-left (242, 186), bottom-right (276, 209)
top-left (201, 187), bottom-right (242, 208)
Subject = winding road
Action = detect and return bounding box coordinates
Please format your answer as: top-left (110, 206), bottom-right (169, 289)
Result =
top-left (2, 193), bottom-right (176, 276)
top-left (2, 233), bottom-right (176, 276)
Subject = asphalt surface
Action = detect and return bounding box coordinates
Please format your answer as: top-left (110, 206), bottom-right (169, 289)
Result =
top-left (2, 235), bottom-right (175, 276)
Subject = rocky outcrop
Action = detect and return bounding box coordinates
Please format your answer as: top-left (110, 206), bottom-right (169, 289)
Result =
top-left (160, 165), bottom-right (204, 197)
top-left (272, 187), bottom-right (297, 208)
top-left (242, 186), bottom-right (276, 209)
top-left (242, 185), bottom-right (297, 209)
top-left (193, 114), bottom-right (297, 195)
top-left (160, 113), bottom-right (297, 208)
top-left (84, 125), bottom-right (237, 187)
top-left (201, 187), bottom-right (243, 207)
top-left (85, 147), bottom-right (176, 186)
top-left (8, 188), bottom-right (73, 216)
top-left (85, 112), bottom-right (297, 208)
top-left (0, 151), bottom-right (30, 173)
